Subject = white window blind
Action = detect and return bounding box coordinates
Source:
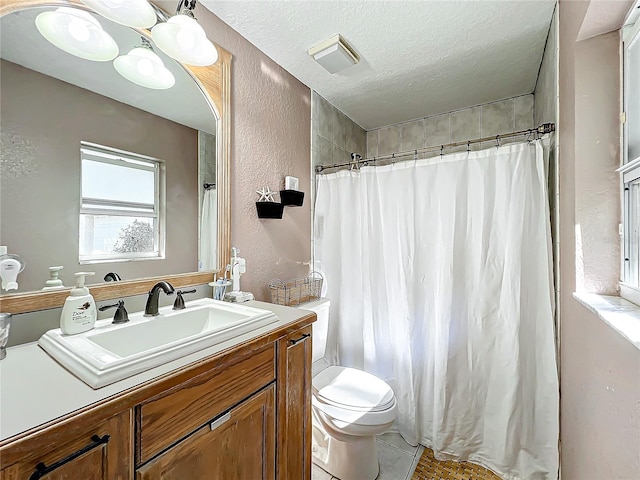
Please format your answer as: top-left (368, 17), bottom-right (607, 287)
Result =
top-left (79, 143), bottom-right (163, 263)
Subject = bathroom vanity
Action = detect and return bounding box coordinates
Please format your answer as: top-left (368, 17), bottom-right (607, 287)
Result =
top-left (0, 302), bottom-right (313, 480)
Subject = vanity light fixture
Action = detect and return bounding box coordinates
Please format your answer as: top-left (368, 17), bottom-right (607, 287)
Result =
top-left (113, 37), bottom-right (175, 90)
top-left (79, 0), bottom-right (157, 29)
top-left (35, 7), bottom-right (119, 62)
top-left (308, 34), bottom-right (360, 74)
top-left (151, 0), bottom-right (218, 67)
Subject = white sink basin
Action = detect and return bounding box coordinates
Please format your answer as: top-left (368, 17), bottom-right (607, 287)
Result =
top-left (38, 298), bottom-right (278, 389)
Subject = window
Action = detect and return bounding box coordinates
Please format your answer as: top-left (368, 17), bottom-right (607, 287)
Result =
top-left (621, 5), bottom-right (640, 298)
top-left (79, 143), bottom-right (163, 263)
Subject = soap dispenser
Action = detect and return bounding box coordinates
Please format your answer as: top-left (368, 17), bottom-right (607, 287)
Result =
top-left (60, 272), bottom-right (97, 335)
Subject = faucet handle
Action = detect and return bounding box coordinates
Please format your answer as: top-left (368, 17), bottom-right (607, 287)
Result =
top-left (173, 289), bottom-right (197, 310)
top-left (99, 300), bottom-right (129, 324)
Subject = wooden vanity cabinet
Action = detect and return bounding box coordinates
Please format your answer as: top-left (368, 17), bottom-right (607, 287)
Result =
top-left (0, 312), bottom-right (315, 480)
top-left (277, 325), bottom-right (313, 480)
top-left (135, 344), bottom-right (276, 465)
top-left (136, 385), bottom-right (275, 480)
top-left (0, 410), bottom-right (132, 480)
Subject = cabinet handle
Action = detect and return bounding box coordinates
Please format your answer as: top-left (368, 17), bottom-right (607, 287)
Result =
top-left (210, 412), bottom-right (231, 431)
top-left (29, 434), bottom-right (110, 480)
top-left (289, 333), bottom-right (310, 346)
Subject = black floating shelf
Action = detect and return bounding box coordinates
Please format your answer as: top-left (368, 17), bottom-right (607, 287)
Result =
top-left (256, 201), bottom-right (284, 219)
top-left (280, 190), bottom-right (304, 207)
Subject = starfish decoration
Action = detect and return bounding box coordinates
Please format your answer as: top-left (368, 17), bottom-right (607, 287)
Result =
top-left (256, 187), bottom-right (277, 202)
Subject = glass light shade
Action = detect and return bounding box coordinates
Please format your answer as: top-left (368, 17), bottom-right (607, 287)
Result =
top-left (151, 14), bottom-right (218, 66)
top-left (35, 7), bottom-right (118, 62)
top-left (114, 46), bottom-right (176, 90)
top-left (80, 0), bottom-right (157, 29)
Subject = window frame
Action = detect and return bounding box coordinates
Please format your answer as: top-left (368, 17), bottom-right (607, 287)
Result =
top-left (620, 9), bottom-right (640, 304)
top-left (79, 142), bottom-right (165, 264)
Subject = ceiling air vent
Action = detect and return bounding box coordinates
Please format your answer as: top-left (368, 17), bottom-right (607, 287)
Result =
top-left (308, 34), bottom-right (359, 74)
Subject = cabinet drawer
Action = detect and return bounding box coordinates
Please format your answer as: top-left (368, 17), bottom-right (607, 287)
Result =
top-left (136, 384), bottom-right (276, 480)
top-left (137, 344), bottom-right (276, 465)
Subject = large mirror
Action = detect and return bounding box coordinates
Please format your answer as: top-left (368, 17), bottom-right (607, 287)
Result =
top-left (0, 0), bottom-right (231, 314)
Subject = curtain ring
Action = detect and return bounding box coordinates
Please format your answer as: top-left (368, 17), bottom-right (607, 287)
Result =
top-left (440, 145), bottom-right (444, 157)
top-left (495, 135), bottom-right (501, 149)
top-left (467, 141), bottom-right (471, 153)
top-left (392, 153), bottom-right (396, 164)
top-left (414, 149), bottom-right (418, 161)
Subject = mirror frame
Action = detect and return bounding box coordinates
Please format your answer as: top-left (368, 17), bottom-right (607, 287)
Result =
top-left (0, 0), bottom-right (231, 314)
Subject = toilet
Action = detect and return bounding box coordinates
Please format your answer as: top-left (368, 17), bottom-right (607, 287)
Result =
top-left (302, 298), bottom-right (397, 480)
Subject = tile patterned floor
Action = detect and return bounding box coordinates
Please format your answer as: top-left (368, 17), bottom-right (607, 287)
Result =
top-left (312, 432), bottom-right (424, 480)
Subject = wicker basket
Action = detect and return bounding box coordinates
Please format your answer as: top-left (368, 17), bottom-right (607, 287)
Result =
top-left (269, 272), bottom-right (323, 306)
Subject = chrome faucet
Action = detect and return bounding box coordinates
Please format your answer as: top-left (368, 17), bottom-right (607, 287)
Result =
top-left (144, 281), bottom-right (175, 316)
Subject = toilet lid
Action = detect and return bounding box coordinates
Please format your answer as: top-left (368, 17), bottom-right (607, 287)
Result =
top-left (313, 366), bottom-right (395, 412)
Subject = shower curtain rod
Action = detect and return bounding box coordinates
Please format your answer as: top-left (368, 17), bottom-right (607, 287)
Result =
top-left (315, 122), bottom-right (555, 174)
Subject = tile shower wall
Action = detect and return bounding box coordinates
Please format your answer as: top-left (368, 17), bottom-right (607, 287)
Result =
top-left (310, 92), bottom-right (366, 271)
top-left (367, 95), bottom-right (534, 158)
top-left (534, 5), bottom-right (559, 352)
top-left (311, 92), bottom-right (367, 169)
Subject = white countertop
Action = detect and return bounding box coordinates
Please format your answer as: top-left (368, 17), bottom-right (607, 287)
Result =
top-left (0, 301), bottom-right (313, 442)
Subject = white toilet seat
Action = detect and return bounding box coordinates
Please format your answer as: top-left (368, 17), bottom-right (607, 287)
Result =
top-left (312, 366), bottom-right (397, 425)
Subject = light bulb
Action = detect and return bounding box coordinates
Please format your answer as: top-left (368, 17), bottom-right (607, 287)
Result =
top-left (176, 28), bottom-right (195, 51)
top-left (151, 14), bottom-right (218, 66)
top-left (68, 17), bottom-right (91, 42)
top-left (35, 7), bottom-right (118, 62)
top-left (80, 0), bottom-right (156, 29)
top-left (114, 44), bottom-right (175, 89)
top-left (136, 57), bottom-right (153, 76)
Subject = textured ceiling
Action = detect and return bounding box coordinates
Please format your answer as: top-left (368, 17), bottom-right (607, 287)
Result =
top-left (201, 0), bottom-right (556, 130)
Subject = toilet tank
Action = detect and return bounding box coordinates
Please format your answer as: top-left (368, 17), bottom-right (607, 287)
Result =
top-left (300, 298), bottom-right (330, 363)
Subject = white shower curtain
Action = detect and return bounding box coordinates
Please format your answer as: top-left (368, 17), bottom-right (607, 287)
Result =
top-left (200, 188), bottom-right (217, 271)
top-left (314, 142), bottom-right (558, 480)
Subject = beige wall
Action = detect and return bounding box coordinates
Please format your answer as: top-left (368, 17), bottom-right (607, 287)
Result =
top-left (366, 95), bottom-right (534, 158)
top-left (558, 1), bottom-right (640, 477)
top-left (197, 5), bottom-right (312, 301)
top-left (574, 30), bottom-right (621, 294)
top-left (0, 59), bottom-right (198, 293)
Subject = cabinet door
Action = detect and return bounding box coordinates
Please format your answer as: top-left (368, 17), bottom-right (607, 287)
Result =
top-left (277, 325), bottom-right (312, 480)
top-left (136, 384), bottom-right (275, 480)
top-left (0, 410), bottom-right (132, 480)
